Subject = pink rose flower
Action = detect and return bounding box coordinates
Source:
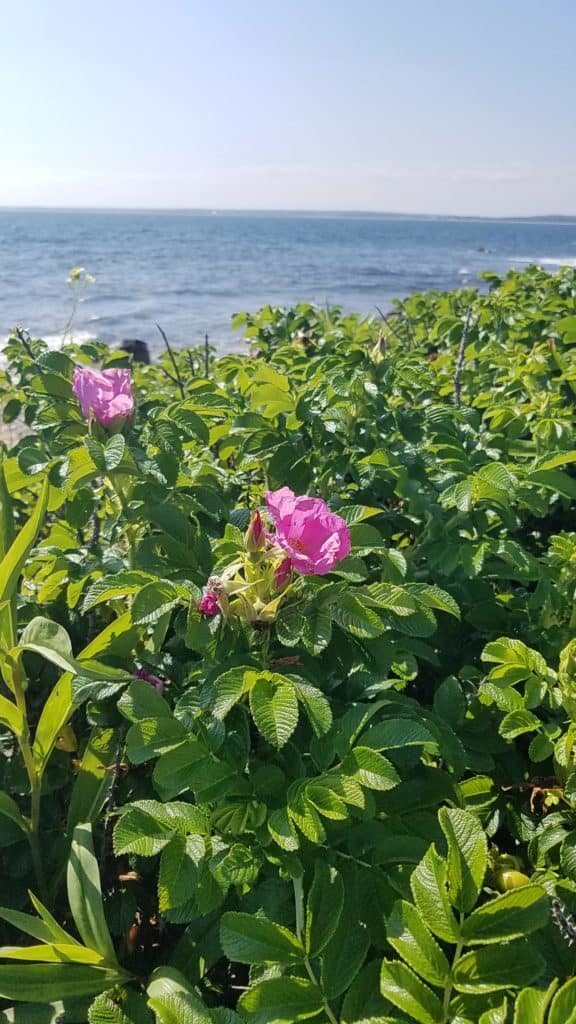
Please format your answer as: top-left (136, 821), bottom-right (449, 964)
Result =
top-left (73, 367), bottom-right (134, 427)
top-left (199, 590), bottom-right (219, 616)
top-left (265, 487), bottom-right (351, 576)
top-left (134, 667), bottom-right (165, 695)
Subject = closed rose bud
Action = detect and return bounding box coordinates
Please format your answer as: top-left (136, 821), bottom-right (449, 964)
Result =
top-left (244, 510), bottom-right (265, 553)
top-left (274, 557), bottom-right (292, 590)
top-left (134, 667), bottom-right (166, 694)
top-left (199, 590), bottom-right (219, 616)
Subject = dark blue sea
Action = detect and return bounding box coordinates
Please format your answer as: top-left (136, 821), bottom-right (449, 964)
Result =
top-left (1, 209), bottom-right (575, 354)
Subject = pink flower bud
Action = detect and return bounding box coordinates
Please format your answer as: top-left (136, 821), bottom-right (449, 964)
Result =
top-left (244, 509), bottom-right (265, 552)
top-left (199, 590), bottom-right (219, 616)
top-left (73, 366), bottom-right (134, 428)
top-left (274, 557), bottom-right (292, 590)
top-left (134, 667), bottom-right (165, 695)
top-left (265, 487), bottom-right (351, 575)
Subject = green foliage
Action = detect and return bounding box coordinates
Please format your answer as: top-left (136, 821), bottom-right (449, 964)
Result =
top-left (3, 268), bottom-right (576, 1019)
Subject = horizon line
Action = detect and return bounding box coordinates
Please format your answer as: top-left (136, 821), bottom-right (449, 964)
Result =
top-left (0, 204), bottom-right (575, 222)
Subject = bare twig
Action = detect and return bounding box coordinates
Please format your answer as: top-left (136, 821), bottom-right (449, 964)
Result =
top-left (453, 307), bottom-right (476, 407)
top-left (375, 306), bottom-right (407, 347)
top-left (156, 323), bottom-right (185, 399)
top-left (15, 327), bottom-right (35, 361)
top-left (375, 307), bottom-right (416, 349)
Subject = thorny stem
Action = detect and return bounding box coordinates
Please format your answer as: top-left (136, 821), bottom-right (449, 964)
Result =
top-left (293, 877), bottom-right (339, 1024)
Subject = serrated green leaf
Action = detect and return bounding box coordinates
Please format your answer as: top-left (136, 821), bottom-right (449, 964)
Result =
top-left (158, 836), bottom-right (205, 912)
top-left (499, 709), bottom-right (541, 740)
top-left (548, 978), bottom-right (576, 1024)
top-left (460, 886), bottom-right (548, 945)
top-left (249, 677), bottom-right (299, 748)
top-left (411, 845), bottom-right (460, 943)
top-left (386, 900), bottom-right (450, 986)
top-left (220, 913), bottom-right (303, 964)
top-left (238, 976), bottom-right (323, 1023)
top-left (82, 571), bottom-right (154, 611)
top-left (212, 667), bottom-right (248, 719)
top-left (361, 718), bottom-right (436, 751)
top-left (343, 746), bottom-right (400, 791)
top-left (332, 592), bottom-right (385, 638)
top-left (305, 861), bottom-right (344, 957)
top-left (453, 942), bottom-right (545, 993)
top-left (439, 807), bottom-right (487, 913)
top-left (268, 807), bottom-right (300, 851)
top-left (513, 982), bottom-right (558, 1024)
top-left (321, 902), bottom-right (370, 1000)
top-left (380, 960), bottom-right (444, 1024)
top-left (131, 581), bottom-right (180, 625)
top-left (290, 678), bottom-right (332, 736)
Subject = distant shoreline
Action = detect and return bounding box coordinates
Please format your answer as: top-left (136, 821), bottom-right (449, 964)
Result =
top-left (1, 207), bottom-right (575, 225)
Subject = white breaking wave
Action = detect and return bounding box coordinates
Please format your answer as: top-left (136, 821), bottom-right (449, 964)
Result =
top-left (509, 256), bottom-right (576, 268)
top-left (0, 329), bottom-right (96, 350)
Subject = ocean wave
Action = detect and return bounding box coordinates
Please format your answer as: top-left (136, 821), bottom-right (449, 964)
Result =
top-left (0, 329), bottom-right (96, 350)
top-left (509, 256), bottom-right (576, 267)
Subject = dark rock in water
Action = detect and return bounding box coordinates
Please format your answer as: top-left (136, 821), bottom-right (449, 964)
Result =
top-left (119, 339), bottom-right (150, 364)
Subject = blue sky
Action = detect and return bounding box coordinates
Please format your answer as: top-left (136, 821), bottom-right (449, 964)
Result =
top-left (1, 0), bottom-right (574, 215)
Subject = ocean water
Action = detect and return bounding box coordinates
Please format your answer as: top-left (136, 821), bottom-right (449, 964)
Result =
top-left (1, 209), bottom-right (575, 355)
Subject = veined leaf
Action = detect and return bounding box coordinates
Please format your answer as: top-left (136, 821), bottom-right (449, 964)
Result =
top-left (343, 746), bottom-right (400, 791)
top-left (220, 912), bottom-right (304, 964)
top-left (289, 678), bottom-right (332, 736)
top-left (513, 982), bottom-right (558, 1024)
top-left (380, 960), bottom-right (444, 1024)
top-left (453, 942), bottom-right (545, 993)
top-left (411, 845), bottom-right (460, 943)
top-left (82, 570), bottom-right (155, 611)
top-left (332, 592), bottom-right (385, 638)
top-left (249, 676), bottom-right (298, 749)
top-left (439, 807), bottom-right (487, 913)
top-left (238, 976), bottom-right (323, 1023)
top-left (267, 807), bottom-right (300, 852)
top-left (131, 581), bottom-right (180, 625)
top-left (305, 861), bottom-right (344, 956)
top-left (548, 978), bottom-right (576, 1024)
top-left (386, 900), bottom-right (450, 986)
top-left (212, 666), bottom-right (249, 719)
top-left (460, 886), bottom-right (548, 945)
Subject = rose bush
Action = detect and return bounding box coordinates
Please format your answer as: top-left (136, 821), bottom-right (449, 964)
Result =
top-left (0, 265), bottom-right (575, 1020)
